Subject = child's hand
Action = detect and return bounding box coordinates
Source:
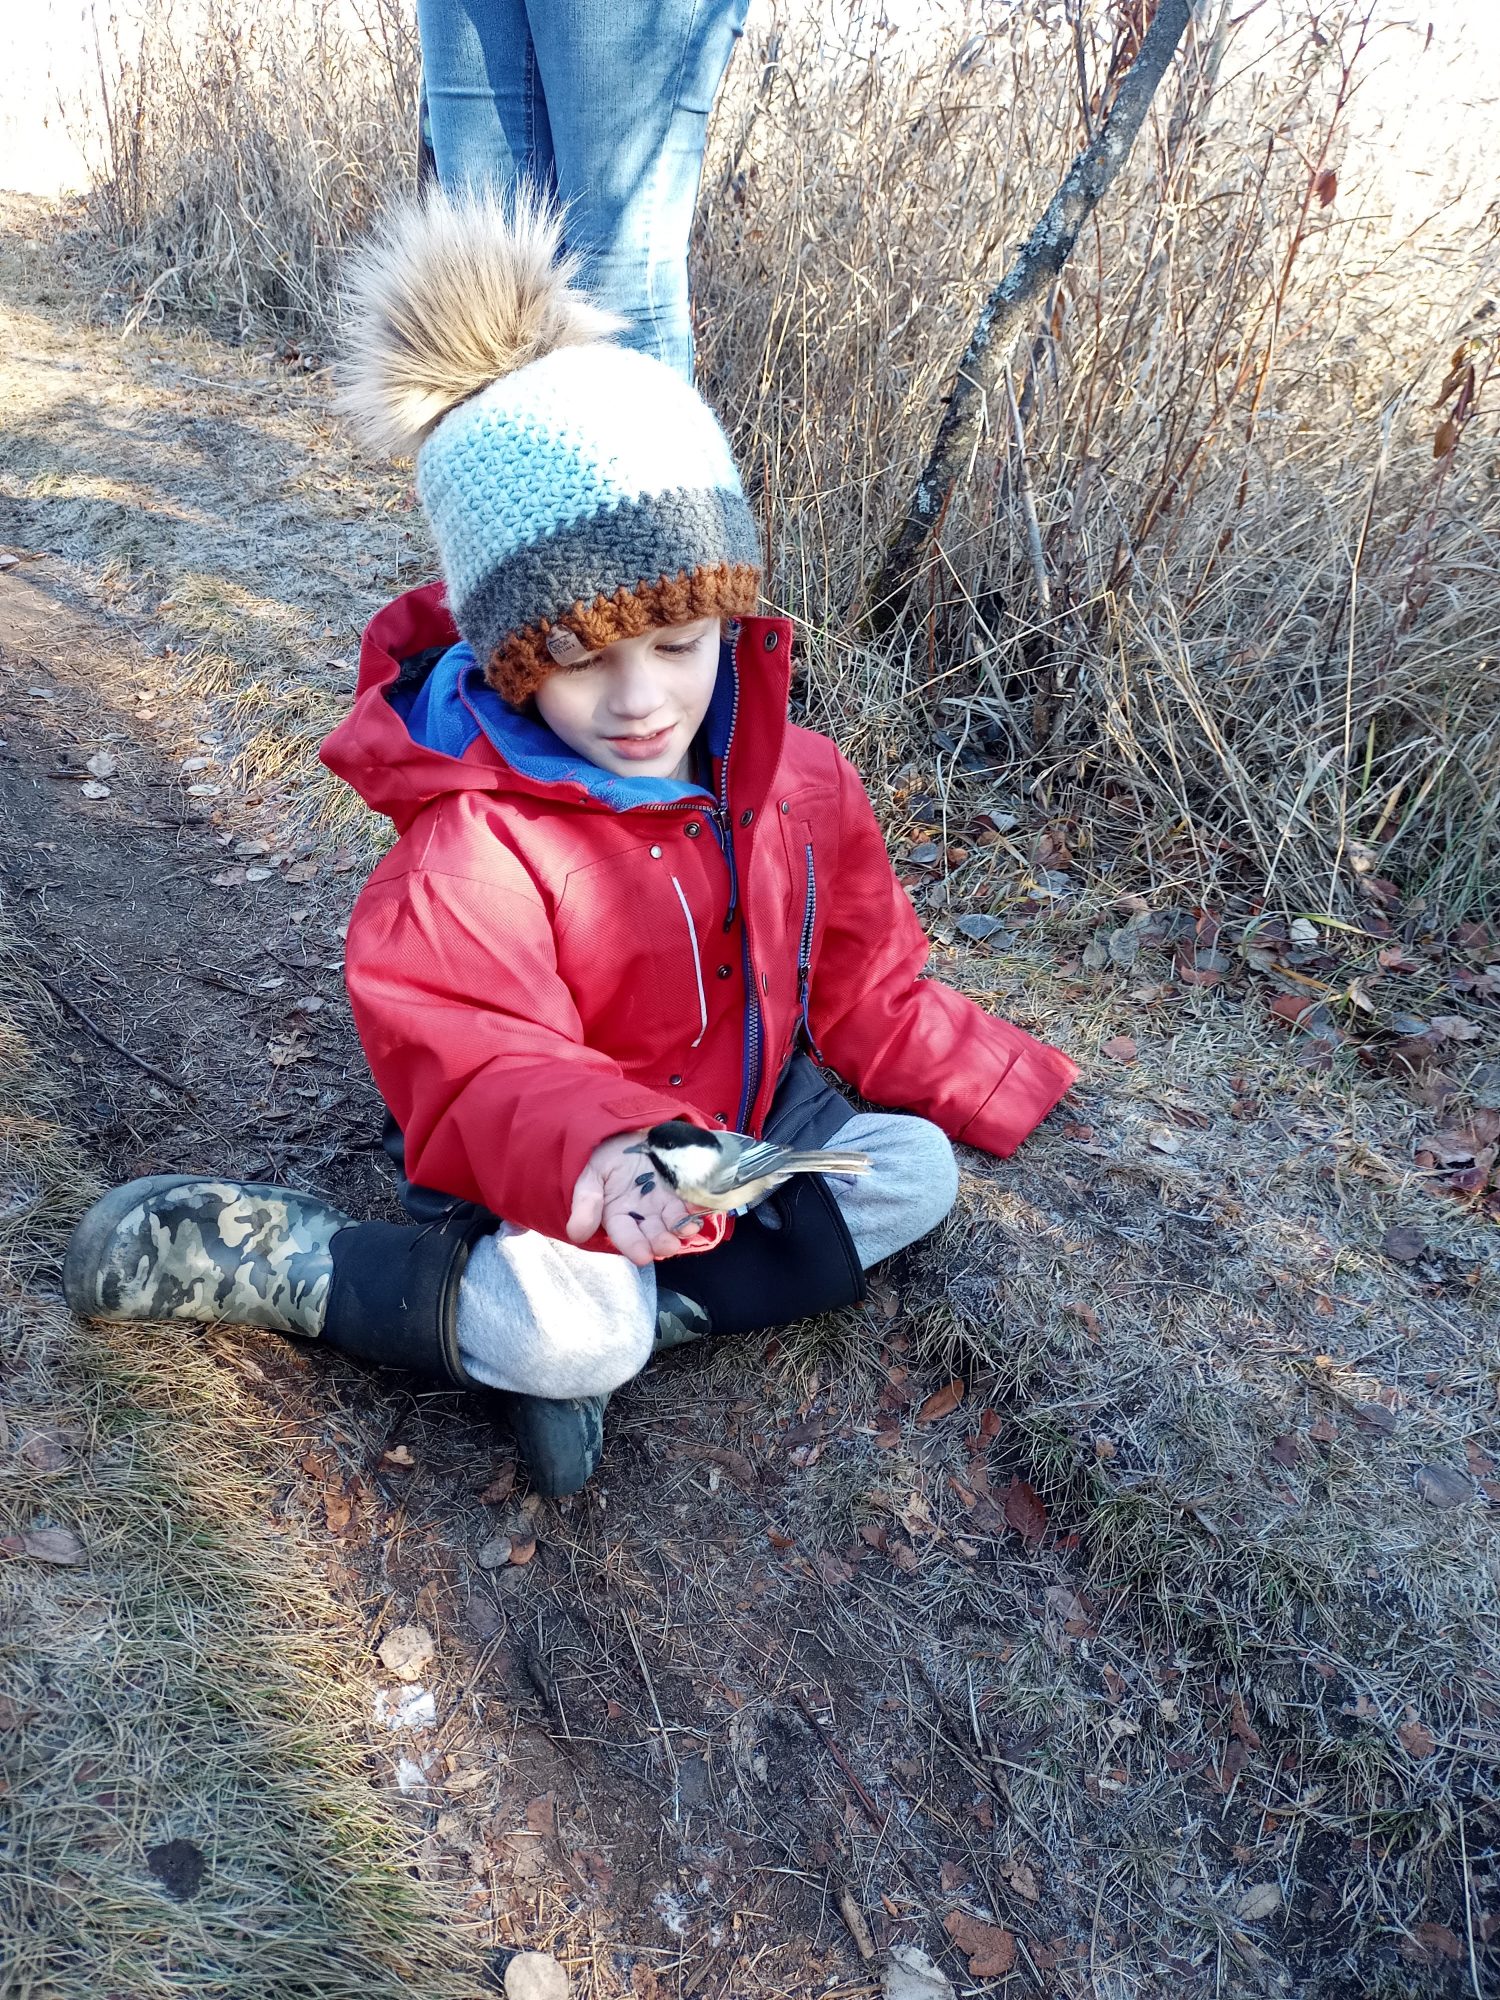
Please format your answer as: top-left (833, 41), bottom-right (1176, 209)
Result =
top-left (566, 1130), bottom-right (704, 1268)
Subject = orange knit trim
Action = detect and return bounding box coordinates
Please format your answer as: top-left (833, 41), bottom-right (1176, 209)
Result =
top-left (485, 562), bottom-right (762, 704)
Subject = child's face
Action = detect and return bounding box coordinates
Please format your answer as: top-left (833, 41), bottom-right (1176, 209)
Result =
top-left (532, 618), bottom-right (721, 780)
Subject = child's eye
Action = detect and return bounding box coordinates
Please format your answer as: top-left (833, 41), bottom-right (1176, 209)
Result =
top-left (659, 633), bottom-right (708, 656)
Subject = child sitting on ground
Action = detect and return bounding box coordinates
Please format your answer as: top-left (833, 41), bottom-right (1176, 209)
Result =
top-left (64, 196), bottom-right (1078, 1494)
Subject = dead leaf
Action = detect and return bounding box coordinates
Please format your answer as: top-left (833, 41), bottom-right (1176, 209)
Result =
top-left (1003, 1854), bottom-right (1041, 1902)
top-left (939, 1858), bottom-right (969, 1893)
top-left (478, 1464), bottom-right (516, 1504)
top-left (1236, 1880), bottom-right (1282, 1922)
top-left (1429, 1015), bottom-right (1480, 1041)
top-left (86, 750), bottom-right (118, 779)
top-left (1147, 1124), bottom-right (1182, 1155)
top-left (1381, 1225), bottom-right (1426, 1263)
top-left (1229, 1693), bottom-right (1262, 1749)
top-left (1269, 1435), bottom-right (1300, 1468)
top-left (322, 1487), bottom-right (352, 1533)
top-left (0, 1525), bottom-right (84, 1565)
top-left (1308, 1414), bottom-right (1337, 1445)
top-left (284, 859), bottom-right (319, 884)
top-left (887, 1539), bottom-right (920, 1573)
top-left (1397, 1715), bottom-right (1437, 1758)
top-left (1400, 1922), bottom-right (1461, 1964)
top-left (1002, 1478), bottom-right (1048, 1544)
top-left (881, 1944), bottom-right (957, 2000)
top-left (1044, 1583), bottom-right (1095, 1638)
top-left (1414, 1463), bottom-right (1473, 1509)
top-left (1314, 166), bottom-right (1337, 205)
top-left (380, 1444), bottom-right (416, 1470)
top-left (915, 1378), bottom-right (965, 1424)
top-left (378, 1623), bottom-right (435, 1683)
top-left (1355, 1401), bottom-right (1397, 1435)
top-left (1102, 1035), bottom-right (1137, 1062)
top-left (524, 1792), bottom-right (557, 1841)
top-left (943, 1911), bottom-right (1016, 1977)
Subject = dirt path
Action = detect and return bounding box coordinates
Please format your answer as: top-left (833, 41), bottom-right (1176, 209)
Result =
top-left (3, 195), bottom-right (1496, 2000)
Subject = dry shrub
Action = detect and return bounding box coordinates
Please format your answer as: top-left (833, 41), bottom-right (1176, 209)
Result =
top-left (87, 0), bottom-right (419, 328)
top-left (80, 0), bottom-right (1499, 919)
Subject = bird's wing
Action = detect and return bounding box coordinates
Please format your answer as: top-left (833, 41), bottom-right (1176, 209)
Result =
top-left (722, 1138), bottom-right (797, 1188)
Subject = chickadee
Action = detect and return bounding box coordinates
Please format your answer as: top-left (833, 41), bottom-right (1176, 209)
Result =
top-left (632, 1119), bottom-right (872, 1214)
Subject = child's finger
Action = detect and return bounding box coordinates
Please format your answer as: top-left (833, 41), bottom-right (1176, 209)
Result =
top-left (565, 1167), bottom-right (605, 1245)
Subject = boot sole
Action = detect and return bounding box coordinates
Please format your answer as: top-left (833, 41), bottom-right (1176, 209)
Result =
top-left (63, 1174), bottom-right (226, 1320)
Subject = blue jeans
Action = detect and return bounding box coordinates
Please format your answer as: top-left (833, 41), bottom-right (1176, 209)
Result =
top-left (415, 0), bottom-right (750, 380)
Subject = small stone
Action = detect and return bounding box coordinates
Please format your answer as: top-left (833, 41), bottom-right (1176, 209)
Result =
top-left (478, 1534), bottom-right (513, 1569)
top-left (504, 1951), bottom-right (570, 1999)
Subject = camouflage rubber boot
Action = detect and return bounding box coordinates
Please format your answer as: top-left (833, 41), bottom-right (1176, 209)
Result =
top-left (654, 1288), bottom-right (713, 1353)
top-left (63, 1176), bottom-right (349, 1336)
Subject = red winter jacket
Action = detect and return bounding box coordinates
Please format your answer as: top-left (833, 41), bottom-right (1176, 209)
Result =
top-left (321, 584), bottom-right (1078, 1250)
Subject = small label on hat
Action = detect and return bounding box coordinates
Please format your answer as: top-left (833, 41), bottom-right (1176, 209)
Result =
top-left (545, 625), bottom-right (590, 665)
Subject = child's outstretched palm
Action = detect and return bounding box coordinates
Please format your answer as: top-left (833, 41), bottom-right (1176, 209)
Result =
top-left (566, 1131), bottom-right (703, 1268)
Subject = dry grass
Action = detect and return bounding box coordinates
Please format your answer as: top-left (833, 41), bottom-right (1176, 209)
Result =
top-left (0, 931), bottom-right (482, 1998)
top-left (73, 0), bottom-right (1500, 925)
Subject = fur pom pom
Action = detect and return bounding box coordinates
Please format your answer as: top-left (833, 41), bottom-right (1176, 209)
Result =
top-left (337, 189), bottom-right (622, 457)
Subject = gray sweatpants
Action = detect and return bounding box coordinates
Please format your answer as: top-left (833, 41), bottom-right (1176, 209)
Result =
top-left (456, 1112), bottom-right (959, 1399)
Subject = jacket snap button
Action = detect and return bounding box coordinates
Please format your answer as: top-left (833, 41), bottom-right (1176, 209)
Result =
top-left (764, 631), bottom-right (778, 650)
top-left (716, 964), bottom-right (732, 979)
top-left (780, 800), bottom-right (790, 814)
top-left (714, 1112), bottom-right (728, 1124)
top-left (649, 844), bottom-right (663, 858)
top-left (739, 809), bottom-right (754, 826)
top-left (684, 821), bottom-right (701, 838)
top-left (669, 1074), bottom-right (683, 1086)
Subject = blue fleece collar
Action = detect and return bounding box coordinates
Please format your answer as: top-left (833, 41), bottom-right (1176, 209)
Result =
top-left (392, 639), bottom-right (731, 810)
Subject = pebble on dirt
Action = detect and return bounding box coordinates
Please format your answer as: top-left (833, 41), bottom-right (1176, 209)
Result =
top-left (504, 1952), bottom-right (570, 2000)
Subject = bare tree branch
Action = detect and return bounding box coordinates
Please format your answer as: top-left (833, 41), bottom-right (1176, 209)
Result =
top-left (865, 0), bottom-right (1202, 634)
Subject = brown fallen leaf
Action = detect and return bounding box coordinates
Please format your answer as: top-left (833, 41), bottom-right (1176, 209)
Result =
top-left (1003, 1854), bottom-right (1041, 1902)
top-left (1102, 1035), bottom-right (1137, 1062)
top-left (1229, 1693), bottom-right (1262, 1749)
top-left (478, 1463), bottom-right (516, 1504)
top-left (1396, 1715), bottom-right (1437, 1758)
top-left (1269, 1435), bottom-right (1300, 1468)
top-left (1399, 1922), bottom-right (1461, 1964)
top-left (915, 1378), bottom-right (965, 1424)
top-left (1414, 1463), bottom-right (1473, 1509)
top-left (378, 1623), bottom-right (435, 1683)
top-left (0, 1525), bottom-right (84, 1565)
top-left (1308, 1414), bottom-right (1338, 1445)
top-left (944, 1911), bottom-right (1016, 1977)
top-left (380, 1444), bottom-right (416, 1470)
top-left (322, 1487), bottom-right (352, 1533)
top-left (1002, 1478), bottom-right (1048, 1544)
top-left (1383, 1224), bottom-right (1428, 1262)
top-left (1428, 1015), bottom-right (1480, 1042)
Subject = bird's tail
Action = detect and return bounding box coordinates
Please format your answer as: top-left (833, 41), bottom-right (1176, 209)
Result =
top-left (780, 1149), bottom-right (873, 1177)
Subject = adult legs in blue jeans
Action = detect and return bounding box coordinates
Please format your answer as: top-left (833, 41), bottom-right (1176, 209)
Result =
top-left (414, 0), bottom-right (749, 379)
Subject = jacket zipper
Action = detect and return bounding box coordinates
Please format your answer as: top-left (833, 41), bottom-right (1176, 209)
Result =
top-left (797, 841), bottom-right (824, 1064)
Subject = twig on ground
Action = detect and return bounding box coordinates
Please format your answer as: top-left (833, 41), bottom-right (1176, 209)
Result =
top-left (30, 967), bottom-right (190, 1093)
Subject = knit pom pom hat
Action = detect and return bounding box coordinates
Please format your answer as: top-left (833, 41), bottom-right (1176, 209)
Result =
top-left (339, 192), bottom-right (761, 704)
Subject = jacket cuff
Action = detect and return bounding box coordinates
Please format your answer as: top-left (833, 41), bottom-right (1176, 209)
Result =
top-left (955, 1035), bottom-right (1080, 1158)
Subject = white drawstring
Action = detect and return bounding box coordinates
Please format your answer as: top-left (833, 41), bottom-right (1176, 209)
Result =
top-left (670, 876), bottom-right (708, 1047)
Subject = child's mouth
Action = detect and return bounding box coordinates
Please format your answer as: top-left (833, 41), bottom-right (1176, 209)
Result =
top-left (605, 726), bottom-right (675, 761)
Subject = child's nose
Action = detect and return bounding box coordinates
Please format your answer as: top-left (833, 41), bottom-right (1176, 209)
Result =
top-left (607, 655), bottom-right (666, 717)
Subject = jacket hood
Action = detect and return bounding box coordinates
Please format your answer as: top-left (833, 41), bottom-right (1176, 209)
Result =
top-left (320, 581), bottom-right (793, 835)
